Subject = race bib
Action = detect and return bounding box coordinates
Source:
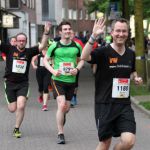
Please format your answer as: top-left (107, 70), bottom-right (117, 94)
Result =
top-left (40, 57), bottom-right (44, 67)
top-left (112, 78), bottom-right (130, 98)
top-left (12, 59), bottom-right (27, 74)
top-left (59, 62), bottom-right (74, 75)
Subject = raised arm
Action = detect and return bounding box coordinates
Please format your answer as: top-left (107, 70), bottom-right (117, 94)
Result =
top-left (81, 18), bottom-right (105, 61)
top-left (38, 22), bottom-right (52, 52)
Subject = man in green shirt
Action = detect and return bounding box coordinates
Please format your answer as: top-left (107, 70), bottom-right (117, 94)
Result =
top-left (43, 21), bottom-right (84, 144)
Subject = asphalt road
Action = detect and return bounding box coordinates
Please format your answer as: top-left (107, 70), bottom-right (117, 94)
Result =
top-left (0, 61), bottom-right (150, 150)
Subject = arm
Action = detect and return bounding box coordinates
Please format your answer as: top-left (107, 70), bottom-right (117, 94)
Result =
top-left (70, 58), bottom-right (84, 76)
top-left (31, 55), bottom-right (38, 69)
top-left (38, 22), bottom-right (52, 52)
top-left (43, 55), bottom-right (61, 76)
top-left (81, 18), bottom-right (105, 61)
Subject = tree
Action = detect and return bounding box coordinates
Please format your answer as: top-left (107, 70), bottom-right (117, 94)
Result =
top-left (84, 0), bottom-right (109, 15)
top-left (134, 0), bottom-right (146, 80)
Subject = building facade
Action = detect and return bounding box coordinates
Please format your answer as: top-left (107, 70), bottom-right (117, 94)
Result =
top-left (1, 0), bottom-right (96, 46)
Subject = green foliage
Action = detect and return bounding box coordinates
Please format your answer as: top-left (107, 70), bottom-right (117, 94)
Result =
top-left (84, 0), bottom-right (110, 14)
top-left (139, 101), bottom-right (150, 110)
top-left (130, 82), bottom-right (150, 96)
top-left (84, 0), bottom-right (150, 19)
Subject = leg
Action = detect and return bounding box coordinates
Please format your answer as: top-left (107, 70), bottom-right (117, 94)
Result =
top-left (113, 132), bottom-right (135, 150)
top-left (96, 138), bottom-right (112, 150)
top-left (8, 102), bottom-right (17, 112)
top-left (15, 96), bottom-right (27, 128)
top-left (42, 72), bottom-right (50, 110)
top-left (42, 93), bottom-right (49, 111)
top-left (36, 69), bottom-right (44, 103)
top-left (56, 95), bottom-right (70, 134)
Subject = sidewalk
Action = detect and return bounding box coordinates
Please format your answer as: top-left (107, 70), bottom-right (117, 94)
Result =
top-left (131, 95), bottom-right (150, 117)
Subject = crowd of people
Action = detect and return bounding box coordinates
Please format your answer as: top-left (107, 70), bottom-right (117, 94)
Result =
top-left (0, 17), bottom-right (143, 150)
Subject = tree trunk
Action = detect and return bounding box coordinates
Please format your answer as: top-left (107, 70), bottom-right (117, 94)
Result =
top-left (122, 0), bottom-right (130, 20)
top-left (134, 0), bottom-right (146, 81)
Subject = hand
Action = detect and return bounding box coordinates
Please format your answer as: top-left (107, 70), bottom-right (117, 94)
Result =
top-left (70, 68), bottom-right (78, 76)
top-left (92, 17), bottom-right (105, 38)
top-left (44, 22), bottom-right (52, 34)
top-left (134, 77), bottom-right (143, 85)
top-left (53, 69), bottom-right (61, 76)
top-left (33, 66), bottom-right (37, 70)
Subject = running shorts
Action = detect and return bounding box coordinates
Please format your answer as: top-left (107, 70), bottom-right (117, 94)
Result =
top-left (51, 79), bottom-right (76, 101)
top-left (4, 80), bottom-right (29, 104)
top-left (95, 103), bottom-right (136, 141)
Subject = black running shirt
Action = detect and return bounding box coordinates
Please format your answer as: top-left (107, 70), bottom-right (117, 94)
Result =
top-left (0, 43), bottom-right (39, 82)
top-left (90, 44), bottom-right (136, 104)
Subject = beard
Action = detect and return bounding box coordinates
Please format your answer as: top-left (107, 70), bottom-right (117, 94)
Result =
top-left (17, 45), bottom-right (25, 51)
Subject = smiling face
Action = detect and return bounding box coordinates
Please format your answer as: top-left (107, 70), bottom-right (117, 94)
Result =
top-left (59, 24), bottom-right (72, 40)
top-left (111, 21), bottom-right (129, 46)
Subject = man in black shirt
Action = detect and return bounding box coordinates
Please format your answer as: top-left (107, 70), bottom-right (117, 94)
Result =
top-left (0, 22), bottom-right (52, 138)
top-left (81, 18), bottom-right (143, 150)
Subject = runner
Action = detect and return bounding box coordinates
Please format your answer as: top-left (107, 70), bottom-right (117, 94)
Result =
top-left (43, 21), bottom-right (84, 144)
top-left (32, 45), bottom-right (52, 111)
top-left (0, 22), bottom-right (52, 138)
top-left (81, 18), bottom-right (143, 150)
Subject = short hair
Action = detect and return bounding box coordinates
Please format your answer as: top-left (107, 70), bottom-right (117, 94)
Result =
top-left (9, 36), bottom-right (16, 41)
top-left (111, 18), bottom-right (129, 30)
top-left (58, 21), bottom-right (72, 31)
top-left (16, 32), bottom-right (27, 40)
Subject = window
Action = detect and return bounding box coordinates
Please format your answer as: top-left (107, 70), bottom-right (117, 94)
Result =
top-left (73, 10), bottom-right (77, 20)
top-left (68, 9), bottom-right (73, 19)
top-left (7, 0), bottom-right (20, 9)
top-left (90, 12), bottom-right (96, 20)
top-left (79, 9), bottom-right (83, 20)
top-left (42, 0), bottom-right (49, 20)
top-left (85, 10), bottom-right (89, 20)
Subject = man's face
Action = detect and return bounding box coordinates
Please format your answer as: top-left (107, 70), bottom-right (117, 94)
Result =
top-left (59, 25), bottom-right (72, 40)
top-left (111, 22), bottom-right (129, 45)
top-left (16, 34), bottom-right (27, 50)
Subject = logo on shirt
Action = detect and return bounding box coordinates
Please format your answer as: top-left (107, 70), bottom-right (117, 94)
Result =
top-left (109, 57), bottom-right (118, 64)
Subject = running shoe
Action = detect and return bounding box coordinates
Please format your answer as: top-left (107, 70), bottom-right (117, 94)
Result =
top-left (13, 128), bottom-right (21, 138)
top-left (57, 134), bottom-right (65, 144)
top-left (42, 105), bottom-right (48, 111)
top-left (70, 96), bottom-right (78, 107)
top-left (38, 96), bottom-right (43, 103)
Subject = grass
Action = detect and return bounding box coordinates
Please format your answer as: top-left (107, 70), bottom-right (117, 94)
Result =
top-left (130, 82), bottom-right (150, 96)
top-left (139, 101), bottom-right (150, 110)
top-left (130, 82), bottom-right (150, 111)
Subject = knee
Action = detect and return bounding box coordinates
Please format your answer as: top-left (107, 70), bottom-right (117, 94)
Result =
top-left (8, 105), bottom-right (17, 113)
top-left (60, 103), bottom-right (70, 113)
top-left (17, 104), bottom-right (25, 111)
top-left (121, 136), bottom-right (135, 149)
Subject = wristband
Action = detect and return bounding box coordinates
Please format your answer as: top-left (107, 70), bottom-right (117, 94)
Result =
top-left (88, 41), bottom-right (94, 45)
top-left (44, 32), bottom-right (50, 35)
top-left (90, 35), bottom-right (96, 41)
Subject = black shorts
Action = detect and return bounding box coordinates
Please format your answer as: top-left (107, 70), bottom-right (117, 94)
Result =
top-left (95, 103), bottom-right (136, 141)
top-left (51, 79), bottom-right (76, 101)
top-left (4, 80), bottom-right (29, 104)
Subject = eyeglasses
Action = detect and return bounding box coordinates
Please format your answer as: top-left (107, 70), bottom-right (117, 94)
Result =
top-left (17, 40), bottom-right (26, 43)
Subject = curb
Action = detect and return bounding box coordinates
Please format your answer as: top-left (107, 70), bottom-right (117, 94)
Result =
top-left (131, 96), bottom-right (150, 117)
